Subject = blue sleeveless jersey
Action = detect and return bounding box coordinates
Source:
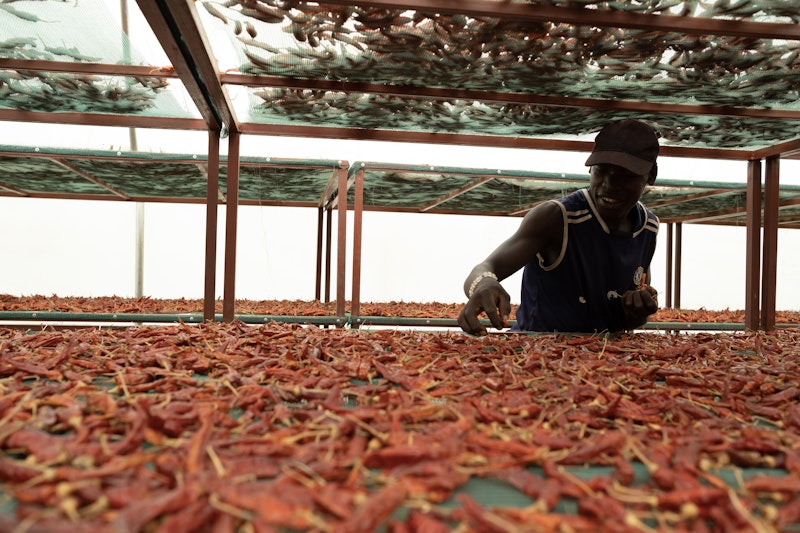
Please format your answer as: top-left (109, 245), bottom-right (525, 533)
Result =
top-left (513, 188), bottom-right (659, 333)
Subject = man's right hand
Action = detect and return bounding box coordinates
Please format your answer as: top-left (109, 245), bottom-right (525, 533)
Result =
top-left (457, 281), bottom-right (512, 336)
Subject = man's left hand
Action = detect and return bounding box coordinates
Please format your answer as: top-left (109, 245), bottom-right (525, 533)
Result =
top-left (622, 285), bottom-right (658, 327)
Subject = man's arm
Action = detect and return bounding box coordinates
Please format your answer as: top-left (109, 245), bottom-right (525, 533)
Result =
top-left (457, 201), bottom-right (564, 335)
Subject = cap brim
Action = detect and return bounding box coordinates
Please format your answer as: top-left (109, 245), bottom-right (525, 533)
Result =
top-left (585, 151), bottom-right (653, 176)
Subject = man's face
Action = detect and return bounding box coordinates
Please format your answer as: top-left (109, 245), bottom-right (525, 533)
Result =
top-left (588, 164), bottom-right (651, 222)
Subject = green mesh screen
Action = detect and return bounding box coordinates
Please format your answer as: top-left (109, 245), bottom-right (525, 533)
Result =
top-left (0, 1), bottom-right (140, 65)
top-left (229, 164), bottom-right (339, 202)
top-left (0, 155), bottom-right (111, 195)
top-left (3, 146), bottom-right (800, 228)
top-left (0, 146), bottom-right (343, 204)
top-left (347, 162), bottom-right (800, 226)
top-left (357, 171), bottom-right (477, 209)
top-left (0, 0), bottom-right (195, 118)
top-left (69, 160), bottom-right (210, 198)
top-left (646, 189), bottom-right (748, 220)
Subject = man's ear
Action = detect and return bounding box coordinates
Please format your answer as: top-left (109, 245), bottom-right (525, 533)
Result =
top-left (647, 163), bottom-right (658, 185)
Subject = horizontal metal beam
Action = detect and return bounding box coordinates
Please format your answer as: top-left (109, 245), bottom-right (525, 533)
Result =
top-left (0, 58), bottom-right (178, 78)
top-left (0, 109), bottom-right (207, 130)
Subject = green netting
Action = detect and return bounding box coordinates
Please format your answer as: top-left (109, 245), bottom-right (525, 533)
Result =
top-left (347, 161), bottom-right (800, 223)
top-left (206, 0), bottom-right (800, 83)
top-left (439, 179), bottom-right (571, 213)
top-left (0, 71), bottom-right (181, 115)
top-left (231, 165), bottom-right (338, 202)
top-left (0, 0), bottom-right (195, 118)
top-left (647, 189), bottom-right (748, 220)
top-left (640, 186), bottom-right (721, 208)
top-left (0, 1), bottom-right (140, 65)
top-left (357, 171), bottom-right (478, 208)
top-left (3, 144), bottom-right (800, 226)
top-left (70, 159), bottom-right (210, 198)
top-left (234, 29), bottom-right (800, 108)
top-left (0, 146), bottom-right (343, 203)
top-left (247, 96), bottom-right (799, 149)
top-left (0, 156), bottom-right (111, 195)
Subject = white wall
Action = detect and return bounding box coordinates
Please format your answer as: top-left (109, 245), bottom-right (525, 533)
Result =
top-left (1, 122), bottom-right (799, 311)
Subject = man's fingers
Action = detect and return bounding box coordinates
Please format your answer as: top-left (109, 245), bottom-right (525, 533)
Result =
top-left (479, 297), bottom-right (511, 331)
top-left (643, 290), bottom-right (659, 314)
top-left (457, 307), bottom-right (487, 336)
top-left (459, 284), bottom-right (511, 336)
top-left (484, 308), bottom-right (505, 330)
top-left (499, 299), bottom-right (512, 328)
top-left (625, 287), bottom-right (658, 316)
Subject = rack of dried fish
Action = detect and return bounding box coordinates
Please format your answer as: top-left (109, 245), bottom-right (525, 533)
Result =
top-left (203, 0), bottom-right (800, 148)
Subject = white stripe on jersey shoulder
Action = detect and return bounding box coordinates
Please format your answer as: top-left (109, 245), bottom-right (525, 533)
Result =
top-left (565, 190), bottom-right (592, 224)
top-left (641, 203), bottom-right (660, 235)
top-left (567, 212), bottom-right (593, 224)
top-left (630, 202), bottom-right (657, 238)
top-left (579, 188), bottom-right (609, 233)
top-left (537, 199), bottom-right (569, 271)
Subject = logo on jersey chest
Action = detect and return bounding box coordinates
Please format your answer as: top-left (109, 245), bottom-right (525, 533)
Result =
top-left (633, 266), bottom-right (645, 288)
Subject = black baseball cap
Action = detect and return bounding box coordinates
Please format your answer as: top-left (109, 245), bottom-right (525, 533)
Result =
top-left (585, 120), bottom-right (660, 176)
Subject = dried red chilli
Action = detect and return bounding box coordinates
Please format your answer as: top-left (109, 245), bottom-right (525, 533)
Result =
top-left (0, 320), bottom-right (798, 531)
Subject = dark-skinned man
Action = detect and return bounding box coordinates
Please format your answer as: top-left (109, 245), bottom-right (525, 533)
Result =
top-left (458, 119), bottom-right (660, 335)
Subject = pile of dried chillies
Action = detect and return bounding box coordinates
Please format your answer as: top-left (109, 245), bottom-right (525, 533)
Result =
top-left (1, 322), bottom-right (800, 531)
top-left (1, 294), bottom-right (799, 324)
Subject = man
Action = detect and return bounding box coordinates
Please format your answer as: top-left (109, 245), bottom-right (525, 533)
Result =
top-left (458, 119), bottom-right (660, 335)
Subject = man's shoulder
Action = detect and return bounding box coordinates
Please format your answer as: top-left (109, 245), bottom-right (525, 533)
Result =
top-left (556, 188), bottom-right (590, 206)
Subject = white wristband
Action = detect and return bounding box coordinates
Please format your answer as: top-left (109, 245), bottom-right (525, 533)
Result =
top-left (468, 271), bottom-right (498, 297)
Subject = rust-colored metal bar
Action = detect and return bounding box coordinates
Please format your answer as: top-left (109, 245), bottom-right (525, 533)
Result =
top-left (761, 157), bottom-right (780, 331)
top-left (0, 109), bottom-right (207, 130)
top-left (645, 189), bottom-right (734, 209)
top-left (325, 206), bottom-right (333, 304)
top-left (134, 0), bottom-right (239, 133)
top-left (222, 131), bottom-right (241, 322)
top-left (318, 168), bottom-right (342, 208)
top-left (336, 165), bottom-right (348, 318)
top-left (351, 166), bottom-right (365, 318)
top-left (674, 223), bottom-right (682, 310)
top-left (135, 0), bottom-right (222, 131)
top-left (0, 190), bottom-right (321, 207)
top-left (316, 0), bottom-right (800, 40)
top-left (421, 176), bottom-right (494, 212)
top-left (0, 58), bottom-right (179, 78)
top-left (0, 183), bottom-right (28, 196)
top-left (165, 0), bottom-right (239, 132)
top-left (665, 223), bottom-right (673, 309)
top-left (204, 131), bottom-right (220, 322)
top-left (752, 137), bottom-right (800, 160)
top-left (745, 160), bottom-right (762, 330)
top-left (195, 164), bottom-right (226, 203)
top-left (315, 207), bottom-right (324, 301)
